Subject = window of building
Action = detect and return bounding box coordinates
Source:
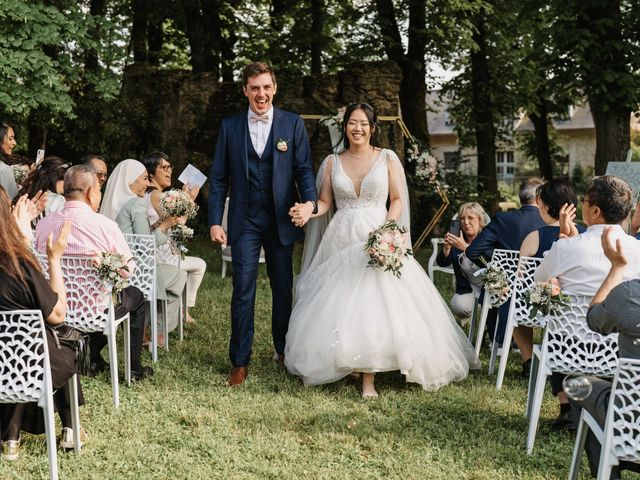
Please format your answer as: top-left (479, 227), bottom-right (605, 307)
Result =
top-left (444, 151), bottom-right (460, 170)
top-left (496, 151), bottom-right (515, 180)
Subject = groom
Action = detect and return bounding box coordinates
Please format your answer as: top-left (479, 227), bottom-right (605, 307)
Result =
top-left (209, 61), bottom-right (318, 386)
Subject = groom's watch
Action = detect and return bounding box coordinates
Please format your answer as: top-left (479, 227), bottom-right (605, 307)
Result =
top-left (310, 200), bottom-right (318, 215)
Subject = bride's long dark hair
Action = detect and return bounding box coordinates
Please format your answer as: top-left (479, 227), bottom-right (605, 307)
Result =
top-left (335, 102), bottom-right (379, 151)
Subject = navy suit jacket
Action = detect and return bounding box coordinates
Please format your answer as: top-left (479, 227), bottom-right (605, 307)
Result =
top-left (208, 107), bottom-right (317, 246)
top-left (465, 205), bottom-right (545, 266)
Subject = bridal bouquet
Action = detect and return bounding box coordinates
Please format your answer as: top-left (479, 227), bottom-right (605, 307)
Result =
top-left (406, 140), bottom-right (438, 183)
top-left (479, 257), bottom-right (510, 306)
top-left (94, 252), bottom-right (131, 305)
top-left (159, 189), bottom-right (199, 219)
top-left (170, 224), bottom-right (194, 259)
top-left (365, 220), bottom-right (413, 278)
top-left (524, 278), bottom-right (570, 318)
top-left (12, 164), bottom-right (29, 186)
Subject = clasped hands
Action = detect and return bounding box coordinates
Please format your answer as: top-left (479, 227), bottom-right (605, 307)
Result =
top-left (288, 201), bottom-right (314, 228)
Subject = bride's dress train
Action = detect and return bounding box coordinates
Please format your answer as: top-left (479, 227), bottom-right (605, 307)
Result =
top-left (284, 149), bottom-right (480, 391)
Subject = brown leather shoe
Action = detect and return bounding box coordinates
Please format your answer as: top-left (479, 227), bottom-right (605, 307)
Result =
top-left (228, 366), bottom-right (248, 386)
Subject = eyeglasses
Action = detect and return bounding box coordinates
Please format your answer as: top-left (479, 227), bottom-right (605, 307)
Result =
top-left (580, 196), bottom-right (599, 208)
top-left (96, 172), bottom-right (108, 179)
top-left (160, 164), bottom-right (173, 172)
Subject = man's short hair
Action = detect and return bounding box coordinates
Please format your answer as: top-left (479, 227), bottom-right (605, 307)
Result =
top-left (81, 154), bottom-right (106, 167)
top-left (242, 62), bottom-right (276, 86)
top-left (519, 177), bottom-right (545, 205)
top-left (587, 175), bottom-right (633, 224)
top-left (64, 164), bottom-right (97, 197)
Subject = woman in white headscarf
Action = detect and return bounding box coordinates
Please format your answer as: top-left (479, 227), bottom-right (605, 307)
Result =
top-left (102, 159), bottom-right (186, 342)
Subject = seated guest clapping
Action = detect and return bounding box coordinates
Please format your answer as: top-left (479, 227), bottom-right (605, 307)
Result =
top-left (534, 175), bottom-right (640, 429)
top-left (568, 226), bottom-right (640, 479)
top-left (436, 202), bottom-right (488, 322)
top-left (0, 190), bottom-right (85, 460)
top-left (18, 156), bottom-right (69, 220)
top-left (34, 165), bottom-right (153, 380)
top-left (516, 180), bottom-right (585, 376)
top-left (101, 159), bottom-right (186, 341)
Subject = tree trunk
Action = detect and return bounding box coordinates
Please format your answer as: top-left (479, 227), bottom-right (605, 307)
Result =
top-left (131, 0), bottom-right (149, 63)
top-left (591, 105), bottom-right (631, 174)
top-left (529, 93), bottom-right (553, 180)
top-left (182, 0), bottom-right (219, 74)
top-left (470, 16), bottom-right (498, 212)
top-left (310, 0), bottom-right (324, 75)
top-left (375, 0), bottom-right (429, 144)
top-left (148, 16), bottom-right (164, 67)
top-left (85, 0), bottom-right (106, 73)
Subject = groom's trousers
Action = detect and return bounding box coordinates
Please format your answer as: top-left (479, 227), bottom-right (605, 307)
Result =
top-left (230, 206), bottom-right (294, 366)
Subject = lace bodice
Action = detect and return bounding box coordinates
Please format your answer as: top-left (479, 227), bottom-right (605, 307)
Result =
top-left (331, 150), bottom-right (389, 210)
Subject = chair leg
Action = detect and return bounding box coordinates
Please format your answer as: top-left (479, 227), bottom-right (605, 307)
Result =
top-left (488, 318), bottom-right (501, 375)
top-left (474, 298), bottom-right (490, 356)
top-left (43, 396), bottom-right (59, 480)
top-left (526, 363), bottom-right (548, 454)
top-left (107, 330), bottom-right (120, 408)
top-left (123, 315), bottom-right (131, 386)
top-left (68, 374), bottom-right (81, 452)
top-left (163, 300), bottom-right (169, 352)
top-left (150, 299), bottom-right (158, 364)
top-left (568, 415), bottom-right (588, 480)
top-left (179, 286), bottom-right (187, 342)
top-left (495, 318), bottom-right (515, 390)
top-left (221, 258), bottom-right (227, 278)
top-left (468, 298), bottom-right (479, 342)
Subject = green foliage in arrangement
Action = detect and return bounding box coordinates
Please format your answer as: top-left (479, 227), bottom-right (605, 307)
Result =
top-left (0, 240), bottom-right (616, 479)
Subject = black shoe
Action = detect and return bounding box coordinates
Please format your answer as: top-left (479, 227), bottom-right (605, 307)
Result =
top-left (551, 410), bottom-right (576, 431)
top-left (521, 359), bottom-right (532, 378)
top-left (131, 366), bottom-right (154, 382)
top-left (87, 360), bottom-right (108, 377)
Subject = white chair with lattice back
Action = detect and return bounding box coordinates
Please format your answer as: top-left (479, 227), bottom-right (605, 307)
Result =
top-left (427, 238), bottom-right (455, 280)
top-left (124, 233), bottom-right (161, 362)
top-left (473, 249), bottom-right (520, 358)
top-left (38, 255), bottom-right (131, 408)
top-left (525, 294), bottom-right (619, 454)
top-left (494, 256), bottom-right (544, 390)
top-left (568, 357), bottom-right (640, 480)
top-left (220, 197), bottom-right (265, 278)
top-left (0, 310), bottom-right (82, 480)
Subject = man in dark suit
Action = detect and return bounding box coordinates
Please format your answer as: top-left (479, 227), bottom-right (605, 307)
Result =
top-left (569, 226), bottom-right (640, 480)
top-left (209, 62), bottom-right (318, 386)
top-left (463, 177), bottom-right (545, 361)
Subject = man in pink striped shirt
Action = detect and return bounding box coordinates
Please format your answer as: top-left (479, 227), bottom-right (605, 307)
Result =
top-left (36, 164), bottom-right (153, 381)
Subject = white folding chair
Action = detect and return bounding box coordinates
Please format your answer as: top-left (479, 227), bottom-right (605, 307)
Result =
top-left (525, 294), bottom-right (619, 454)
top-left (495, 256), bottom-right (544, 390)
top-left (38, 255), bottom-right (131, 408)
top-left (473, 249), bottom-right (520, 357)
top-left (220, 197), bottom-right (265, 278)
top-left (568, 358), bottom-right (640, 480)
top-left (0, 310), bottom-right (81, 480)
top-left (124, 233), bottom-right (162, 362)
top-left (427, 238), bottom-right (455, 280)
top-left (155, 240), bottom-right (187, 348)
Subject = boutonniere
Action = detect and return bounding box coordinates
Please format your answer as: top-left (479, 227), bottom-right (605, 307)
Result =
top-left (276, 138), bottom-right (289, 152)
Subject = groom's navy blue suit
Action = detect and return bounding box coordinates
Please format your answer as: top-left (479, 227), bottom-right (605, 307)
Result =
top-left (209, 107), bottom-right (317, 366)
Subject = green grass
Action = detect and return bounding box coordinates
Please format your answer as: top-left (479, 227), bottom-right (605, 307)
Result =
top-left (3, 240), bottom-right (638, 479)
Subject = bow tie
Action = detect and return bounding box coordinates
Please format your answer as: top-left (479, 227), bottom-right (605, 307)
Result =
top-left (249, 113), bottom-right (269, 124)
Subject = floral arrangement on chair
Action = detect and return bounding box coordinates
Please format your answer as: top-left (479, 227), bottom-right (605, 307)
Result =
top-left (365, 220), bottom-right (413, 278)
top-left (524, 278), bottom-right (570, 318)
top-left (170, 224), bottom-right (194, 260)
top-left (319, 106), bottom-right (346, 129)
top-left (94, 252), bottom-right (131, 304)
top-left (479, 257), bottom-right (510, 306)
top-left (159, 189), bottom-right (198, 219)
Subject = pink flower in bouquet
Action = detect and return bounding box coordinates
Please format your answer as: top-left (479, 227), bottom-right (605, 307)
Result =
top-left (549, 278), bottom-right (561, 296)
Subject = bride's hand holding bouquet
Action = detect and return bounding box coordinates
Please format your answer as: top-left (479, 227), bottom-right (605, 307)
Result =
top-left (365, 220), bottom-right (413, 278)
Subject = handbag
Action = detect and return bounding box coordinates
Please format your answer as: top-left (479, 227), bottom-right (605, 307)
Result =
top-left (47, 323), bottom-right (91, 377)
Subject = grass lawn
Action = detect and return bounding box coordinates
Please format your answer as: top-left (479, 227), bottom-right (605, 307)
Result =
top-left (3, 239), bottom-right (638, 479)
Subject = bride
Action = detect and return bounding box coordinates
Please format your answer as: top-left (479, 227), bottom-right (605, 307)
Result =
top-left (285, 103), bottom-right (480, 398)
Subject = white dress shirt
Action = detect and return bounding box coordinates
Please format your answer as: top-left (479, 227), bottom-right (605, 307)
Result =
top-left (534, 224), bottom-right (640, 296)
top-left (247, 106), bottom-right (273, 158)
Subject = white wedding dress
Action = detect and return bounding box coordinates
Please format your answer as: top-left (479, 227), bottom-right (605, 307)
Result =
top-left (284, 149), bottom-right (481, 391)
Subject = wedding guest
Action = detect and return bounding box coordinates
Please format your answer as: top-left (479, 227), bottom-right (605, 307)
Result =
top-left (18, 156), bottom-right (69, 219)
top-left (101, 159), bottom-right (186, 341)
top-left (568, 226), bottom-right (640, 480)
top-left (35, 165), bottom-right (153, 381)
top-left (142, 151), bottom-right (206, 322)
top-left (516, 180), bottom-right (585, 376)
top-left (4, 153), bottom-right (35, 169)
top-left (436, 202), bottom-right (488, 322)
top-left (462, 177), bottom-right (546, 346)
top-left (535, 175), bottom-right (640, 429)
top-left (0, 190), bottom-right (85, 460)
top-left (0, 121), bottom-right (19, 199)
top-left (82, 154), bottom-right (108, 187)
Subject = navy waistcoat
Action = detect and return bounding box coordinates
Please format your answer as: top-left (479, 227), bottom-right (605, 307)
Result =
top-left (247, 127), bottom-right (275, 216)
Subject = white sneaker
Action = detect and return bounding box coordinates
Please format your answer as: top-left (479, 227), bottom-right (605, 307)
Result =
top-left (59, 427), bottom-right (86, 450)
